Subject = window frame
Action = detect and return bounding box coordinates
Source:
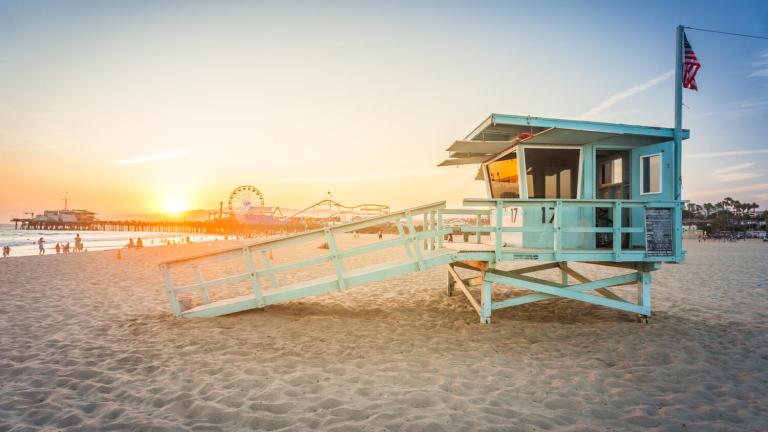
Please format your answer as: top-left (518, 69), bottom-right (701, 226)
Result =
top-left (639, 152), bottom-right (662, 195)
top-left (520, 145), bottom-right (583, 199)
top-left (485, 150), bottom-right (520, 199)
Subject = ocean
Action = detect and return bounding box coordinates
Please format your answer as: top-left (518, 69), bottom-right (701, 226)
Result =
top-left (0, 224), bottom-right (225, 257)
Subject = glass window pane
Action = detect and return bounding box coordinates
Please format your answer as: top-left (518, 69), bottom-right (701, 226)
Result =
top-left (649, 155), bottom-right (660, 192)
top-left (523, 148), bottom-right (580, 199)
top-left (487, 153), bottom-right (519, 198)
top-left (641, 154), bottom-right (660, 194)
top-left (613, 158), bottom-right (623, 184)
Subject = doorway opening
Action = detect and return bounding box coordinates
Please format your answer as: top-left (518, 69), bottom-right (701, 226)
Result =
top-left (595, 149), bottom-right (631, 248)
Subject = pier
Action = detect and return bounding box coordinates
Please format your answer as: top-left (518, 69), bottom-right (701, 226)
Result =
top-left (10, 218), bottom-right (321, 237)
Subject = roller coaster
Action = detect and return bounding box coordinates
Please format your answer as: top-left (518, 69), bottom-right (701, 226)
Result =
top-left (288, 199), bottom-right (390, 222)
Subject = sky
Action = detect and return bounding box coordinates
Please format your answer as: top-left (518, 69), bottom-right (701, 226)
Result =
top-left (1, 0), bottom-right (768, 219)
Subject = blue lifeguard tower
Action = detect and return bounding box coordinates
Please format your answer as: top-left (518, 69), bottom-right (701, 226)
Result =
top-left (158, 113), bottom-right (687, 324)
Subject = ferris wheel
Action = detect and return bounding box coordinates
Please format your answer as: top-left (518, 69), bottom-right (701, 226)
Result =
top-left (228, 185), bottom-right (265, 215)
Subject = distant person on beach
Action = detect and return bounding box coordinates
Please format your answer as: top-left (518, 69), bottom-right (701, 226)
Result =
top-left (37, 237), bottom-right (45, 255)
top-left (74, 234), bottom-right (82, 252)
top-left (64, 242), bottom-right (70, 253)
top-left (378, 229), bottom-right (383, 240)
top-left (2, 246), bottom-right (9, 257)
top-left (136, 238), bottom-right (143, 248)
top-left (55, 243), bottom-right (61, 254)
top-left (127, 238), bottom-right (134, 248)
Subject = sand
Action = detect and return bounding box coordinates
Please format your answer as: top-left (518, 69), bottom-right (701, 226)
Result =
top-left (0, 237), bottom-right (766, 431)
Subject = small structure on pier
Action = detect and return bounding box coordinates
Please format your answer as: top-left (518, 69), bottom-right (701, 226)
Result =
top-left (158, 113), bottom-right (686, 324)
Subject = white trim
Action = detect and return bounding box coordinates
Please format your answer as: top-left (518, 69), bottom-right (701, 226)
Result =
top-left (639, 152), bottom-right (663, 195)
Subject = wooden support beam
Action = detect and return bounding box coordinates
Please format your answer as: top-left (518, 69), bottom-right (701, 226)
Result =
top-left (485, 271), bottom-right (642, 314)
top-left (481, 278), bottom-right (492, 324)
top-left (447, 264), bottom-right (481, 316)
top-left (637, 269), bottom-right (652, 316)
top-left (559, 263), bottom-right (626, 302)
top-left (453, 260), bottom-right (489, 271)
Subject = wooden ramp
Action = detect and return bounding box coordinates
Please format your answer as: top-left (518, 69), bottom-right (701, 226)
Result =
top-left (159, 202), bottom-right (463, 318)
top-left (181, 249), bottom-right (455, 318)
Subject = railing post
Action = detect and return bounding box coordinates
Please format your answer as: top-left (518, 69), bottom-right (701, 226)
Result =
top-left (243, 247), bottom-right (264, 305)
top-left (494, 201), bottom-right (503, 262)
top-left (406, 212), bottom-right (425, 271)
top-left (260, 250), bottom-right (279, 289)
top-left (613, 201), bottom-right (622, 262)
top-left (396, 219), bottom-right (413, 257)
top-left (423, 213), bottom-right (429, 250)
top-left (553, 200), bottom-right (562, 261)
top-left (475, 213), bottom-right (481, 244)
top-left (429, 210), bottom-right (436, 251)
top-left (437, 209), bottom-right (444, 249)
top-left (161, 264), bottom-right (181, 317)
top-left (324, 229), bottom-right (347, 290)
top-left (193, 266), bottom-right (211, 304)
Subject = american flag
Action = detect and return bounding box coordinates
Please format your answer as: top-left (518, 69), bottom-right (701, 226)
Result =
top-left (683, 33), bottom-right (701, 91)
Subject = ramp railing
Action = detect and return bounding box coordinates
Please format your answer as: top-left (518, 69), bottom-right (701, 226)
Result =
top-left (437, 208), bottom-right (492, 247)
top-left (159, 201), bottom-right (451, 317)
top-left (461, 198), bottom-right (683, 263)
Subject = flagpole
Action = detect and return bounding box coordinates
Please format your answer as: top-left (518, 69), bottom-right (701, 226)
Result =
top-left (673, 25), bottom-right (684, 201)
top-left (673, 25), bottom-right (684, 261)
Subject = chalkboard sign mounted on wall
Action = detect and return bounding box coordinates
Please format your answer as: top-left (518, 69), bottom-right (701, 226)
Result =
top-left (645, 208), bottom-right (673, 257)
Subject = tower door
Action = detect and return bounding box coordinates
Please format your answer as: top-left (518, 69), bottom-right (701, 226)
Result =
top-left (629, 141), bottom-right (674, 247)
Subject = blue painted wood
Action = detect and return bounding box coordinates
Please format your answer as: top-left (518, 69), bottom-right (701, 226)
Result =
top-left (260, 250), bottom-right (279, 289)
top-left (161, 264), bottom-right (181, 317)
top-left (490, 113), bottom-right (690, 139)
top-left (480, 279), bottom-right (492, 324)
top-left (485, 270), bottom-right (644, 314)
top-left (324, 229), bottom-right (347, 290)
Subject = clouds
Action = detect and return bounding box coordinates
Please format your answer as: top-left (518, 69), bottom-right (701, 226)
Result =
top-left (686, 149), bottom-right (768, 159)
top-left (712, 162), bottom-right (764, 182)
top-left (749, 51), bottom-right (768, 78)
top-left (685, 182), bottom-right (768, 200)
top-left (114, 149), bottom-right (192, 165)
top-left (578, 70), bottom-right (674, 120)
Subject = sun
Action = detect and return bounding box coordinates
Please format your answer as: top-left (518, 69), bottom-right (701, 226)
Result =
top-left (162, 197), bottom-right (189, 214)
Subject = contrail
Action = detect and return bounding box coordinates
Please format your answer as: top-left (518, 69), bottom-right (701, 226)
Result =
top-left (114, 149), bottom-right (191, 165)
top-left (579, 70), bottom-right (674, 119)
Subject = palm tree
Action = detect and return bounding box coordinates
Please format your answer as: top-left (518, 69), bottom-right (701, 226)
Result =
top-left (703, 202), bottom-right (714, 218)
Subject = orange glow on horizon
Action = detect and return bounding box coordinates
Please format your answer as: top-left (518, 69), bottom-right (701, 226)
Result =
top-left (162, 197), bottom-right (189, 214)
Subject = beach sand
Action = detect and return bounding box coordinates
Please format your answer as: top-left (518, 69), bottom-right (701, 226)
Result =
top-left (0, 237), bottom-right (766, 431)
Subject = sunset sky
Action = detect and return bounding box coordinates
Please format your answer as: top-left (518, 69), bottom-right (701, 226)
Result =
top-left (1, 1), bottom-right (767, 219)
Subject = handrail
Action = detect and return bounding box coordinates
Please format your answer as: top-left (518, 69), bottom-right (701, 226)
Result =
top-left (160, 201), bottom-right (446, 267)
top-left (458, 198), bottom-right (683, 263)
top-left (159, 201), bottom-right (449, 317)
top-left (464, 198), bottom-right (682, 207)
